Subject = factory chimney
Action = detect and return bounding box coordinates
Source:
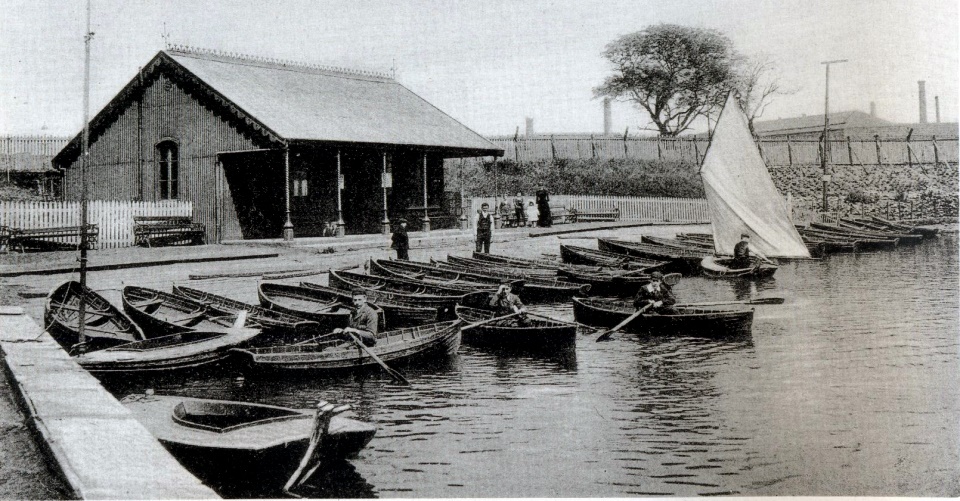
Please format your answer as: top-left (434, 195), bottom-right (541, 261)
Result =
top-left (935, 96), bottom-right (941, 123)
top-left (918, 80), bottom-right (927, 124)
top-left (525, 117), bottom-right (534, 137)
top-left (603, 98), bottom-right (612, 135)
top-left (869, 101), bottom-right (876, 117)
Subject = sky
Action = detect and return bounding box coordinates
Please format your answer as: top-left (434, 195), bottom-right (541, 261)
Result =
top-left (0, 0), bottom-right (957, 137)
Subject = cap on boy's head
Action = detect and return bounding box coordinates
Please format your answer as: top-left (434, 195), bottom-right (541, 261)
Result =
top-left (500, 279), bottom-right (512, 285)
top-left (481, 203), bottom-right (489, 209)
top-left (397, 218), bottom-right (407, 224)
top-left (741, 233), bottom-right (750, 239)
top-left (351, 288), bottom-right (366, 297)
top-left (650, 271), bottom-right (664, 281)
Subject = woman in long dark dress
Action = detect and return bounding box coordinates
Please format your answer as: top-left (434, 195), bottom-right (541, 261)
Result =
top-left (536, 187), bottom-right (552, 227)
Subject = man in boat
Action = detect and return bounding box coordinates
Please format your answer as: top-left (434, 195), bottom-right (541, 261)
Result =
top-left (476, 203), bottom-right (494, 253)
top-left (732, 233), bottom-right (773, 269)
top-left (391, 218), bottom-right (409, 261)
top-left (489, 280), bottom-right (529, 326)
top-left (633, 271), bottom-right (678, 315)
top-left (333, 290), bottom-right (378, 347)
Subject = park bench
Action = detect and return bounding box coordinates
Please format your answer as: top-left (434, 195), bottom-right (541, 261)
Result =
top-left (570, 207), bottom-right (620, 223)
top-left (406, 206), bottom-right (460, 231)
top-left (7, 225), bottom-right (99, 252)
top-left (134, 216), bottom-right (205, 247)
top-left (550, 205), bottom-right (573, 225)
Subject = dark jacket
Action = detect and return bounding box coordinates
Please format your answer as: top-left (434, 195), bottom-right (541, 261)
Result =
top-left (633, 281), bottom-right (676, 310)
top-left (391, 226), bottom-right (409, 250)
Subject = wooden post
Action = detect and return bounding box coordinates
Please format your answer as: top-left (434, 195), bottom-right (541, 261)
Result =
top-left (933, 136), bottom-right (940, 166)
top-left (875, 135), bottom-right (882, 165)
top-left (846, 136), bottom-right (853, 165)
top-left (335, 149), bottom-right (344, 237)
top-left (492, 155), bottom-right (500, 228)
top-left (459, 158), bottom-right (467, 229)
top-left (657, 138), bottom-right (662, 160)
top-left (513, 126), bottom-right (520, 164)
top-left (590, 134), bottom-right (596, 159)
top-left (137, 66), bottom-right (144, 201)
top-left (622, 128), bottom-right (629, 158)
top-left (380, 151), bottom-right (390, 234)
top-left (282, 146), bottom-right (294, 241)
top-left (693, 138), bottom-right (700, 164)
top-left (906, 129), bottom-right (914, 169)
top-left (550, 135), bottom-right (557, 162)
top-left (421, 152), bottom-right (430, 232)
top-left (787, 134), bottom-right (793, 165)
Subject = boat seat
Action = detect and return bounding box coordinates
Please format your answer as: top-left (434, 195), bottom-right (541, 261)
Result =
top-left (134, 298), bottom-right (165, 311)
top-left (171, 312), bottom-right (207, 325)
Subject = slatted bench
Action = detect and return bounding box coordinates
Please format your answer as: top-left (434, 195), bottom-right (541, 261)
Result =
top-left (570, 207), bottom-right (620, 223)
top-left (8, 225), bottom-right (100, 252)
top-left (550, 205), bottom-right (574, 225)
top-left (134, 216), bottom-right (205, 247)
top-left (406, 207), bottom-right (459, 231)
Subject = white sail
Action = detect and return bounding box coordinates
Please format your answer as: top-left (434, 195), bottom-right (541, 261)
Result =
top-left (699, 94), bottom-right (810, 258)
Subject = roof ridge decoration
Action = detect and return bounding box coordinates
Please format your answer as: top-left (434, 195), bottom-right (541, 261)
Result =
top-left (166, 44), bottom-right (394, 81)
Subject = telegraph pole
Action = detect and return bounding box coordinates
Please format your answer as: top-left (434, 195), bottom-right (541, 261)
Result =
top-left (79, 0), bottom-right (94, 346)
top-left (821, 59), bottom-right (847, 213)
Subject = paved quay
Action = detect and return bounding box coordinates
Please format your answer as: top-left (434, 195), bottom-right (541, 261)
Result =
top-left (0, 306), bottom-right (218, 499)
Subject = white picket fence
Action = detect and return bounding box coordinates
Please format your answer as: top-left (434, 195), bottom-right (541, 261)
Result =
top-left (467, 195), bottom-right (710, 226)
top-left (0, 200), bottom-right (193, 249)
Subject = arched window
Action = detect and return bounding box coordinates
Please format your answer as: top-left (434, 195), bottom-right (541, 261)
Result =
top-left (156, 141), bottom-right (179, 199)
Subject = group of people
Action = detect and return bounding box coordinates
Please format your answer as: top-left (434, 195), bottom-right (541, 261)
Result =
top-left (476, 188), bottom-right (552, 254)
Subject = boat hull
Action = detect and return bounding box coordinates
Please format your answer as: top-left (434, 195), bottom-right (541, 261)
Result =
top-left (700, 256), bottom-right (778, 279)
top-left (455, 306), bottom-right (576, 351)
top-left (76, 329), bottom-right (261, 372)
top-left (299, 281), bottom-right (447, 328)
top-left (45, 281), bottom-right (145, 351)
top-left (573, 297), bottom-right (753, 339)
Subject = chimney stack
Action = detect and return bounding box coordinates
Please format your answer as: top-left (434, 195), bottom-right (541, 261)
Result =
top-left (935, 96), bottom-right (941, 123)
top-left (525, 117), bottom-right (534, 137)
top-left (603, 98), bottom-right (612, 135)
top-left (869, 101), bottom-right (876, 117)
top-left (918, 80), bottom-right (927, 124)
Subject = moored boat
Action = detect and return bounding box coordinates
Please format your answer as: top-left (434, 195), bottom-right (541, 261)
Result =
top-left (298, 281), bottom-right (449, 327)
top-left (446, 255), bottom-right (557, 278)
top-left (369, 259), bottom-right (512, 291)
top-left (120, 394), bottom-right (376, 491)
top-left (469, 251), bottom-right (610, 274)
top-left (431, 258), bottom-right (590, 302)
top-left (700, 255), bottom-right (778, 278)
top-left (455, 305), bottom-right (576, 351)
top-left (45, 280), bottom-right (145, 351)
top-left (573, 296), bottom-right (753, 339)
top-left (230, 320), bottom-right (462, 371)
top-left (173, 285), bottom-right (321, 336)
top-left (589, 240), bottom-right (703, 274)
top-left (641, 235), bottom-right (716, 252)
top-left (328, 270), bottom-right (479, 311)
top-left (76, 327), bottom-right (260, 372)
top-left (122, 286), bottom-right (244, 337)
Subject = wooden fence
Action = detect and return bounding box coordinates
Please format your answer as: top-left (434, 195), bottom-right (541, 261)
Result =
top-left (467, 195), bottom-right (709, 227)
top-left (484, 135), bottom-right (959, 167)
top-left (0, 200), bottom-right (192, 249)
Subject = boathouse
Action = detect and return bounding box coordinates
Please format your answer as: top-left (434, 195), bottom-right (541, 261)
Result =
top-left (52, 46), bottom-right (502, 242)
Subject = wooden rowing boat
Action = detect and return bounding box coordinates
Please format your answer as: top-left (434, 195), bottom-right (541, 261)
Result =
top-left (560, 244), bottom-right (672, 271)
top-left (172, 285), bottom-right (322, 336)
top-left (257, 283), bottom-right (371, 330)
top-left (298, 281), bottom-right (447, 328)
top-left (429, 258), bottom-right (591, 302)
top-left (866, 215), bottom-right (938, 237)
top-left (230, 320), bottom-right (462, 370)
top-left (328, 270), bottom-right (483, 311)
top-left (809, 221), bottom-right (922, 244)
top-left (368, 259), bottom-right (510, 292)
top-left (798, 227), bottom-right (898, 251)
top-left (469, 251), bottom-right (610, 274)
top-left (120, 394), bottom-right (375, 490)
top-left (554, 267), bottom-right (653, 297)
top-left (122, 286), bottom-right (248, 337)
top-left (446, 255), bottom-right (557, 278)
top-left (595, 239), bottom-right (706, 274)
top-left (330, 269), bottom-right (481, 297)
top-left (700, 256), bottom-right (778, 279)
top-left (641, 235), bottom-right (715, 252)
top-left (75, 327), bottom-right (261, 372)
top-left (572, 297), bottom-right (753, 339)
top-left (45, 281), bottom-right (145, 351)
top-left (372, 259), bottom-right (527, 293)
top-left (455, 306), bottom-right (576, 351)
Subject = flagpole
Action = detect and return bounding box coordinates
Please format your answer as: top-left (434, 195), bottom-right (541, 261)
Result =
top-left (78, 0), bottom-right (93, 346)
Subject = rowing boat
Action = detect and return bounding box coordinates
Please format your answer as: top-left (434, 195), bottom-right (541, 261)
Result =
top-left (700, 256), bottom-right (778, 279)
top-left (75, 327), bottom-right (261, 372)
top-left (298, 281), bottom-right (448, 328)
top-left (173, 285), bottom-right (322, 335)
top-left (230, 320), bottom-right (462, 370)
top-left (554, 267), bottom-right (653, 297)
top-left (865, 215), bottom-right (938, 237)
top-left (121, 394), bottom-right (375, 491)
top-left (446, 255), bottom-right (557, 278)
top-left (595, 239), bottom-right (706, 274)
top-left (328, 270), bottom-right (482, 311)
top-left (368, 259), bottom-right (512, 292)
top-left (122, 286), bottom-right (247, 337)
top-left (809, 221), bottom-right (922, 244)
top-left (45, 281), bottom-right (145, 351)
top-left (572, 297), bottom-right (753, 339)
top-left (330, 269), bottom-right (482, 297)
top-left (469, 251), bottom-right (610, 273)
top-left (641, 235), bottom-right (716, 252)
top-left (455, 306), bottom-right (576, 351)
top-left (372, 259), bottom-right (531, 295)
top-left (429, 258), bottom-right (591, 302)
top-left (560, 244), bottom-right (673, 271)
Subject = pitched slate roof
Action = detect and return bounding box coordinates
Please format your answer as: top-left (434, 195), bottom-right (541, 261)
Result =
top-left (55, 47), bottom-right (502, 165)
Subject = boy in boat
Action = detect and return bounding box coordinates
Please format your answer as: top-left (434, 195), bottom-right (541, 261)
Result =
top-left (333, 289), bottom-right (378, 346)
top-left (476, 203), bottom-right (494, 253)
top-left (733, 233), bottom-right (773, 269)
top-left (489, 280), bottom-right (529, 326)
top-left (633, 271), bottom-right (678, 315)
top-left (391, 218), bottom-right (409, 261)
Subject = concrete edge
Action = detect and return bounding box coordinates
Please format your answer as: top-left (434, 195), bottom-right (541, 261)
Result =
top-left (0, 251), bottom-right (280, 278)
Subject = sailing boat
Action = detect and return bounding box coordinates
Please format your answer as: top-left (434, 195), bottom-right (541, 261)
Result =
top-left (698, 94), bottom-right (811, 276)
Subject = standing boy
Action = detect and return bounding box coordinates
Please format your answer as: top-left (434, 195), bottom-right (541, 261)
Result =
top-left (391, 218), bottom-right (409, 260)
top-left (476, 203), bottom-right (494, 253)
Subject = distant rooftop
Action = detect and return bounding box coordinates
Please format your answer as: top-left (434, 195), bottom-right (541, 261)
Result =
top-left (0, 136), bottom-right (69, 173)
top-left (754, 111), bottom-right (892, 135)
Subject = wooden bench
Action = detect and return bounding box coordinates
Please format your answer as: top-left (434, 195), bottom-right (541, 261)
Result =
top-left (570, 207), bottom-right (620, 223)
top-left (406, 207), bottom-right (459, 231)
top-left (134, 216), bottom-right (205, 247)
top-left (550, 205), bottom-right (574, 225)
top-left (8, 225), bottom-right (100, 252)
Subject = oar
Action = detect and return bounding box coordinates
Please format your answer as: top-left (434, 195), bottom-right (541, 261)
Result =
top-left (677, 297), bottom-right (785, 307)
top-left (461, 311), bottom-right (522, 330)
top-left (283, 401), bottom-right (352, 495)
top-left (595, 303), bottom-right (653, 342)
top-left (345, 332), bottom-right (410, 386)
top-left (522, 311), bottom-right (583, 328)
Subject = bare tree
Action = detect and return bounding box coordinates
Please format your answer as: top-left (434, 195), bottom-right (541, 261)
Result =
top-left (734, 54), bottom-right (798, 136)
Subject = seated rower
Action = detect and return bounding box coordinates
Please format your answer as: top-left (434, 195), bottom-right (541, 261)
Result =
top-left (633, 271), bottom-right (678, 315)
top-left (332, 289), bottom-right (378, 347)
top-left (489, 280), bottom-right (529, 326)
top-left (732, 233), bottom-right (773, 269)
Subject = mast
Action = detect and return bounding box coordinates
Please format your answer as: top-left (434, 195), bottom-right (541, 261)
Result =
top-left (78, 0), bottom-right (93, 345)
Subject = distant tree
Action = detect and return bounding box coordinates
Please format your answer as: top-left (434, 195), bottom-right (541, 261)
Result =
top-left (594, 24), bottom-right (738, 136)
top-left (733, 53), bottom-right (797, 136)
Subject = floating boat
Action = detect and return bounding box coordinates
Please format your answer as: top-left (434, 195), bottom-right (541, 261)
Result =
top-left (45, 281), bottom-right (145, 351)
top-left (469, 251), bottom-right (610, 274)
top-left (298, 281), bottom-right (448, 328)
top-left (865, 215), bottom-right (938, 237)
top-left (810, 221), bottom-right (923, 245)
top-left (798, 227), bottom-right (898, 251)
top-left (76, 327), bottom-right (260, 372)
top-left (172, 285), bottom-right (321, 335)
top-left (578, 241), bottom-right (700, 274)
top-left (122, 286), bottom-right (243, 337)
top-left (230, 320), bottom-right (462, 371)
top-left (455, 306), bottom-right (576, 351)
top-left (368, 259), bottom-right (511, 292)
top-left (554, 267), bottom-right (653, 297)
top-left (572, 297), bottom-right (753, 339)
top-left (446, 255), bottom-right (557, 278)
top-left (641, 235), bottom-right (716, 252)
top-left (120, 394), bottom-right (376, 490)
top-left (257, 283), bottom-right (371, 329)
top-left (430, 258), bottom-right (591, 302)
top-left (700, 255), bottom-right (778, 279)
top-left (328, 270), bottom-right (481, 311)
